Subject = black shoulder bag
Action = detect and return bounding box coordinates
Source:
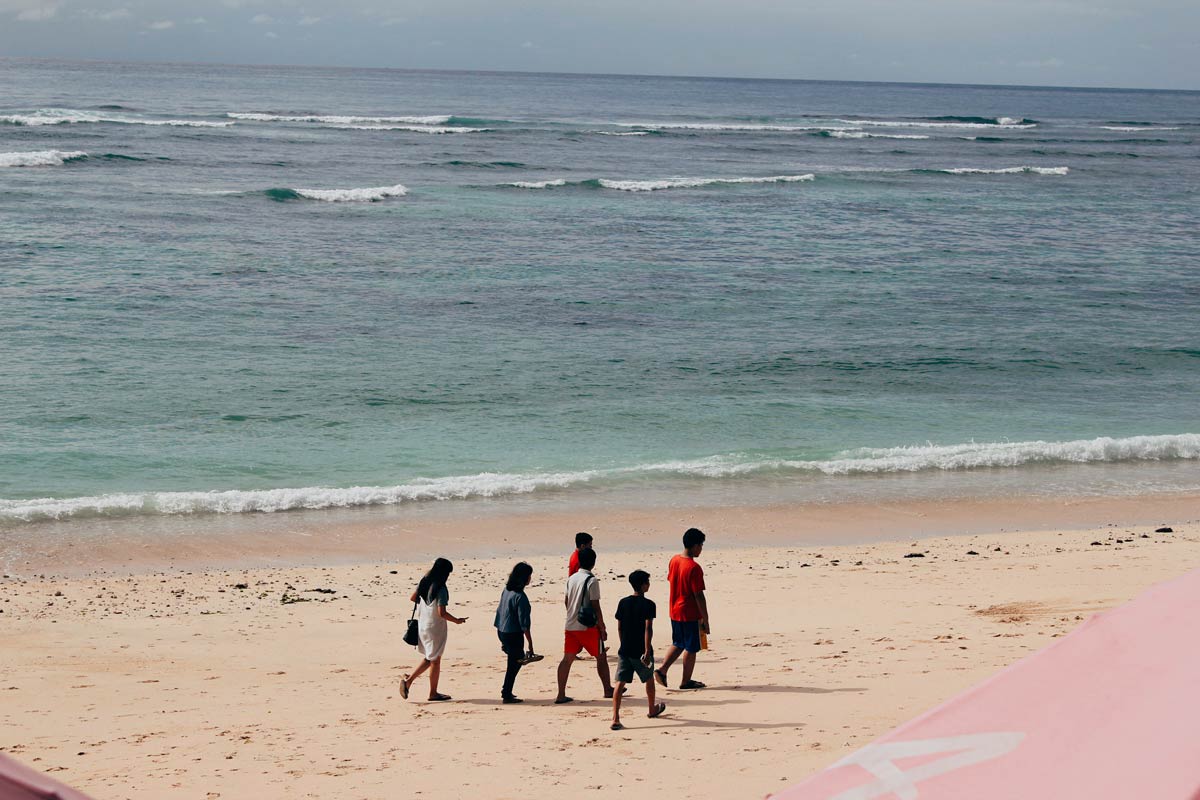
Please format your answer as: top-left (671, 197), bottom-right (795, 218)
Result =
top-left (403, 599), bottom-right (420, 646)
top-left (576, 575), bottom-right (597, 629)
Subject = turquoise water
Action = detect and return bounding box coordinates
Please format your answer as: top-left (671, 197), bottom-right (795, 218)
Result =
top-left (2, 59), bottom-right (1199, 524)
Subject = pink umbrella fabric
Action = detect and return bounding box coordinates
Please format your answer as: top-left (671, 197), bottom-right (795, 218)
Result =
top-left (774, 566), bottom-right (1200, 800)
top-left (0, 754), bottom-right (97, 800)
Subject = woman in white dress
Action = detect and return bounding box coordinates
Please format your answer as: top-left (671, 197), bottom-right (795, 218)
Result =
top-left (401, 558), bottom-right (468, 701)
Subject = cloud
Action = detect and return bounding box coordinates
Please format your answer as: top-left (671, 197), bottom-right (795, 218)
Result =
top-left (146, 19), bottom-right (173, 29)
top-left (298, 14), bottom-right (319, 25)
top-left (380, 16), bottom-right (406, 26)
top-left (1017, 57), bottom-right (1065, 69)
top-left (520, 40), bottom-right (534, 48)
top-left (265, 30), bottom-right (277, 38)
top-left (186, 16), bottom-right (206, 24)
top-left (78, 7), bottom-right (131, 20)
top-left (251, 12), bottom-right (272, 23)
top-left (15, 4), bottom-right (57, 20)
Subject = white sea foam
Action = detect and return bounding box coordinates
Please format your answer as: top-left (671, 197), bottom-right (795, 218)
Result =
top-left (1100, 126), bottom-right (1181, 132)
top-left (0, 149), bottom-right (88, 167)
top-left (293, 183), bottom-right (409, 202)
top-left (0, 109), bottom-right (233, 127)
top-left (597, 174), bottom-right (816, 191)
top-left (619, 122), bottom-right (856, 132)
top-left (228, 112), bottom-right (452, 125)
top-left (591, 130), bottom-right (650, 136)
top-left (936, 166), bottom-right (1069, 175)
top-left (827, 130), bottom-right (931, 140)
top-left (509, 179), bottom-right (568, 189)
top-left (836, 118), bottom-right (1035, 129)
top-left (3, 434), bottom-right (1197, 523)
top-left (325, 124), bottom-right (486, 133)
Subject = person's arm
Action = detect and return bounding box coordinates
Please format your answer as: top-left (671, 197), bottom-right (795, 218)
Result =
top-left (695, 590), bottom-right (709, 634)
top-left (643, 619), bottom-right (654, 666)
top-left (594, 601), bottom-right (607, 640)
top-left (409, 590), bottom-right (418, 603)
top-left (439, 605), bottom-right (467, 624)
top-left (520, 594), bottom-right (533, 652)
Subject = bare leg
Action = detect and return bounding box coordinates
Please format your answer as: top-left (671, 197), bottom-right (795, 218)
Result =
top-left (409, 658), bottom-right (432, 681)
top-left (596, 652), bottom-right (613, 695)
top-left (679, 651), bottom-right (697, 687)
top-left (427, 658), bottom-right (442, 699)
top-left (658, 644), bottom-right (683, 680)
top-left (646, 676), bottom-right (657, 712)
top-left (556, 653), bottom-right (576, 701)
top-left (611, 681), bottom-right (625, 726)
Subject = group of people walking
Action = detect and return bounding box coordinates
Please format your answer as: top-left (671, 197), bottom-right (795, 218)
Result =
top-left (400, 527), bottom-right (710, 730)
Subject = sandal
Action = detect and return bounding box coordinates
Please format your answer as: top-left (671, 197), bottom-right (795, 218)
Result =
top-left (679, 680), bottom-right (706, 690)
top-left (518, 652), bottom-right (545, 665)
top-left (648, 702), bottom-right (667, 719)
top-left (654, 669), bottom-right (668, 687)
top-left (554, 696), bottom-right (574, 705)
top-left (603, 686), bottom-right (627, 699)
top-left (428, 693), bottom-right (452, 701)
top-left (611, 722), bottom-right (624, 731)
top-left (400, 676), bottom-right (410, 700)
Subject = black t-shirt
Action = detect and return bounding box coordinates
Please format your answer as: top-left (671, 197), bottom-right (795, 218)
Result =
top-left (615, 595), bottom-right (656, 659)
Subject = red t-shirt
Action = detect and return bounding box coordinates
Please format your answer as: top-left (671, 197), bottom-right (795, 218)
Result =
top-left (568, 549), bottom-right (580, 576)
top-left (668, 554), bottom-right (706, 622)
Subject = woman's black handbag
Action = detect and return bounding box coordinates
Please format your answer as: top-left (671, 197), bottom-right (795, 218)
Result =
top-left (403, 602), bottom-right (420, 646)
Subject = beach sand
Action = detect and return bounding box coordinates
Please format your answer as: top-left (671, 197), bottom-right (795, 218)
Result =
top-left (2, 497), bottom-right (1198, 799)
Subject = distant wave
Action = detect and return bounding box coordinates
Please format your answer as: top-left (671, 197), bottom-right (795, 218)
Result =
top-left (591, 130), bottom-right (652, 136)
top-left (510, 179), bottom-right (568, 189)
top-left (228, 112), bottom-right (452, 125)
top-left (264, 183), bottom-right (408, 202)
top-left (1100, 126), bottom-right (1181, 132)
top-left (3, 433), bottom-right (1197, 523)
top-left (326, 124), bottom-right (487, 133)
top-left (836, 117), bottom-right (1036, 130)
top-left (816, 130), bottom-right (930, 140)
top-left (0, 150), bottom-right (88, 167)
top-left (1, 109), bottom-right (232, 127)
top-left (505, 174), bottom-right (815, 191)
top-left (619, 122), bottom-right (856, 133)
top-left (926, 166), bottom-right (1069, 175)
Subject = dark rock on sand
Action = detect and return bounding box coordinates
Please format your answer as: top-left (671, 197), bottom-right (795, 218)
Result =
top-left (1156, 527), bottom-right (1173, 533)
top-left (904, 553), bottom-right (925, 558)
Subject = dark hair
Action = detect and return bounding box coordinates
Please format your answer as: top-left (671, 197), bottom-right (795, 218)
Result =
top-left (506, 561), bottom-right (533, 592)
top-left (417, 557), bottom-right (453, 604)
top-left (628, 569), bottom-right (650, 590)
top-left (682, 527), bottom-right (706, 549)
top-left (575, 531), bottom-right (593, 548)
top-left (578, 547), bottom-right (597, 570)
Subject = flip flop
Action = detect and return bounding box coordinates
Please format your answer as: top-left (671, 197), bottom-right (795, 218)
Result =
top-left (679, 680), bottom-right (706, 690)
top-left (554, 696), bottom-right (574, 705)
top-left (611, 722), bottom-right (624, 731)
top-left (654, 669), bottom-right (668, 687)
top-left (603, 686), bottom-right (628, 699)
top-left (400, 676), bottom-right (410, 700)
top-left (648, 702), bottom-right (667, 719)
top-left (428, 693), bottom-right (452, 701)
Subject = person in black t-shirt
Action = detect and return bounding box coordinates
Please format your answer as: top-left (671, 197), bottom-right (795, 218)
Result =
top-left (611, 570), bottom-right (667, 730)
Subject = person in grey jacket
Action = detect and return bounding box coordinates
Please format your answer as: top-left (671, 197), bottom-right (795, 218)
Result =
top-left (494, 561), bottom-right (539, 703)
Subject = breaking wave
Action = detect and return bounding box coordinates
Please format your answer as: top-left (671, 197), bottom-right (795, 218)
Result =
top-left (228, 112), bottom-right (452, 124)
top-left (505, 175), bottom-right (815, 191)
top-left (3, 433), bottom-right (1196, 523)
top-left (925, 166), bottom-right (1069, 175)
top-left (1100, 126), bottom-right (1181, 132)
top-left (836, 117), bottom-right (1036, 129)
top-left (0, 150), bottom-right (88, 167)
top-left (816, 130), bottom-right (931, 140)
top-left (619, 122), bottom-right (856, 133)
top-left (1, 109), bottom-right (232, 127)
top-left (326, 124), bottom-right (487, 133)
top-left (264, 183), bottom-right (408, 202)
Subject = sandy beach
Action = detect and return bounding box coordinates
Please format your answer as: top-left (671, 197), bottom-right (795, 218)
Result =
top-left (2, 495), bottom-right (1198, 799)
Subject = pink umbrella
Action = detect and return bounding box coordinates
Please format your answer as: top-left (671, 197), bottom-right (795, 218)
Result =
top-left (0, 754), bottom-right (97, 800)
top-left (774, 566), bottom-right (1200, 800)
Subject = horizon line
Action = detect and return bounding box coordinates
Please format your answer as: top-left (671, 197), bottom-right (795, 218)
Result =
top-left (3, 54), bottom-right (1198, 94)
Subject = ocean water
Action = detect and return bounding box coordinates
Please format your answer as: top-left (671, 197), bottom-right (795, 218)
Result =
top-left (2, 58), bottom-right (1199, 528)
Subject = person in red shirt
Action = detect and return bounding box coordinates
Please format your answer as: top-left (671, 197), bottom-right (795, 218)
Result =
top-left (655, 527), bottom-right (709, 690)
top-left (568, 531), bottom-right (593, 576)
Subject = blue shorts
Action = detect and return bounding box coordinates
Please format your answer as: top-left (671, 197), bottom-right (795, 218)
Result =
top-left (670, 620), bottom-right (701, 654)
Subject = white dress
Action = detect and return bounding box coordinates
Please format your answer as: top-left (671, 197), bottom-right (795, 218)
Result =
top-left (417, 587), bottom-right (449, 661)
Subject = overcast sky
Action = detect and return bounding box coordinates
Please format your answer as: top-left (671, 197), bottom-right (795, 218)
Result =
top-left (1, 0), bottom-right (1197, 89)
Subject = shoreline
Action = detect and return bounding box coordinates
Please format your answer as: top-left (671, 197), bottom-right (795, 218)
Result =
top-left (3, 519), bottom-right (1197, 799)
top-left (3, 487), bottom-right (1197, 577)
